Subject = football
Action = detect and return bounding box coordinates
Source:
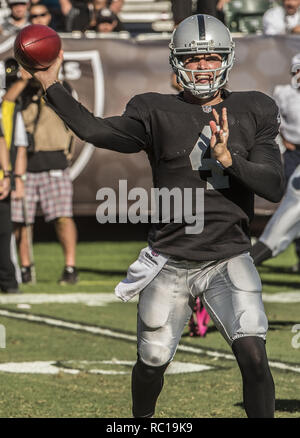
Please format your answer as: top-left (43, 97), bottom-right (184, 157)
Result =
top-left (14, 24), bottom-right (61, 71)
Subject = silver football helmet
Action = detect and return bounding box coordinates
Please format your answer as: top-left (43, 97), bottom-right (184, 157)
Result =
top-left (169, 14), bottom-right (235, 98)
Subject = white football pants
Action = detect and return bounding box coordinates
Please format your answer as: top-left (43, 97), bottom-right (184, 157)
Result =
top-left (137, 252), bottom-right (267, 367)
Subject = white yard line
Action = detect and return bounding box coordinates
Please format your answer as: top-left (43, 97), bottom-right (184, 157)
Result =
top-left (0, 360), bottom-right (213, 376)
top-left (0, 291), bottom-right (300, 307)
top-left (0, 308), bottom-right (299, 374)
top-left (0, 293), bottom-right (125, 307)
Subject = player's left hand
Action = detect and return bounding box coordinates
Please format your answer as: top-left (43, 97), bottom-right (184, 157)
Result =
top-left (209, 107), bottom-right (232, 168)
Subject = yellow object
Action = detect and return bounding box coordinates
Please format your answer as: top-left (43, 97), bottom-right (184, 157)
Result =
top-left (0, 100), bottom-right (15, 179)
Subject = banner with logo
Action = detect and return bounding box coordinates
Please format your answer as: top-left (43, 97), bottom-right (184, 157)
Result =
top-left (0, 34), bottom-right (299, 216)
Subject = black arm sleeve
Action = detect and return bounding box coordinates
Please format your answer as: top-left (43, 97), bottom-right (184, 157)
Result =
top-left (45, 83), bottom-right (148, 153)
top-left (226, 95), bottom-right (284, 203)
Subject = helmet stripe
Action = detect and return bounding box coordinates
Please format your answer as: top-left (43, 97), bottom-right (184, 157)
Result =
top-left (197, 15), bottom-right (205, 40)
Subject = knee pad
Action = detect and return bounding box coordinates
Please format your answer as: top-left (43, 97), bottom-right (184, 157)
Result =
top-left (227, 255), bottom-right (267, 339)
top-left (237, 309), bottom-right (268, 339)
top-left (138, 280), bottom-right (171, 329)
top-left (139, 341), bottom-right (172, 367)
top-left (227, 254), bottom-right (262, 293)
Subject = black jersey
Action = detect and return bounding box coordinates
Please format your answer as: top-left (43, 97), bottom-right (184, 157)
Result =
top-left (45, 85), bottom-right (284, 261)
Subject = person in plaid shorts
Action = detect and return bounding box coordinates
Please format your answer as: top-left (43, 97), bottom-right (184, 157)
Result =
top-left (4, 69), bottom-right (78, 285)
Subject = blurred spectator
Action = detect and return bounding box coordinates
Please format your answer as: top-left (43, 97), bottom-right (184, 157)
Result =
top-left (0, 58), bottom-right (28, 294)
top-left (41, 0), bottom-right (65, 30)
top-left (171, 0), bottom-right (193, 26)
top-left (107, 0), bottom-right (123, 15)
top-left (88, 0), bottom-right (109, 29)
top-left (216, 0), bottom-right (231, 24)
top-left (3, 70), bottom-right (79, 285)
top-left (0, 129), bottom-right (21, 293)
top-left (91, 7), bottom-right (124, 32)
top-left (171, 1), bottom-right (230, 27)
top-left (196, 0), bottom-right (231, 24)
top-left (59, 0), bottom-right (91, 32)
top-left (88, 0), bottom-right (124, 32)
top-left (106, 0), bottom-right (124, 30)
top-left (196, 0), bottom-right (218, 16)
top-left (263, 0), bottom-right (300, 34)
top-left (29, 3), bottom-right (53, 27)
top-left (0, 0), bottom-right (30, 36)
top-left (58, 0), bottom-right (124, 32)
top-left (92, 0), bottom-right (108, 10)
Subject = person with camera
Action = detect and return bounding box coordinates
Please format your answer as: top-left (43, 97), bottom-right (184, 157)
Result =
top-left (3, 68), bottom-right (78, 285)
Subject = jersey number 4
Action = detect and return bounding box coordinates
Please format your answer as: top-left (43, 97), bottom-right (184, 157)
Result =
top-left (189, 125), bottom-right (229, 190)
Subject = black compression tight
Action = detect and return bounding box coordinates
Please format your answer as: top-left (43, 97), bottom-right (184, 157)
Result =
top-left (232, 336), bottom-right (275, 418)
top-left (131, 358), bottom-right (169, 418)
top-left (132, 337), bottom-right (275, 418)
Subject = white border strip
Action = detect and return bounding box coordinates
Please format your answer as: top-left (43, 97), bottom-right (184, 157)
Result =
top-left (0, 308), bottom-right (299, 374)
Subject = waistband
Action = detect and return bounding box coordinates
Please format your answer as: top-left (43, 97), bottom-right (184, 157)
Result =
top-left (166, 251), bottom-right (249, 269)
top-left (166, 256), bottom-right (218, 270)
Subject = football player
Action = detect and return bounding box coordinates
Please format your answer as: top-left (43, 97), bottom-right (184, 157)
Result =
top-left (30, 15), bottom-right (284, 418)
top-left (250, 54), bottom-right (300, 269)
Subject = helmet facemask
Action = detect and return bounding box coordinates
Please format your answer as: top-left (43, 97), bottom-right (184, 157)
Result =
top-left (170, 51), bottom-right (234, 99)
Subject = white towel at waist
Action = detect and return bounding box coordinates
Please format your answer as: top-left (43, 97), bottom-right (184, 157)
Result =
top-left (115, 246), bottom-right (169, 302)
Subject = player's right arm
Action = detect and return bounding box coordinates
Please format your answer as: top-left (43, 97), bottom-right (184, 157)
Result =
top-left (45, 83), bottom-right (147, 153)
top-left (32, 51), bottom-right (148, 153)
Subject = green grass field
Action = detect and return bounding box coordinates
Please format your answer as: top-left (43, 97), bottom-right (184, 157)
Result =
top-left (0, 241), bottom-right (299, 418)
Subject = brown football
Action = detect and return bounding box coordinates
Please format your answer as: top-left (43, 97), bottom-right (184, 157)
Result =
top-left (14, 24), bottom-right (61, 71)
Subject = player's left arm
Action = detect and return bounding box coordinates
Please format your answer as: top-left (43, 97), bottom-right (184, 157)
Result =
top-left (211, 97), bottom-right (285, 203)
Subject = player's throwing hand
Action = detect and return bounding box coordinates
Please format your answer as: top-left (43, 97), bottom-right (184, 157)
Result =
top-left (32, 49), bottom-right (64, 92)
top-left (209, 107), bottom-right (232, 168)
